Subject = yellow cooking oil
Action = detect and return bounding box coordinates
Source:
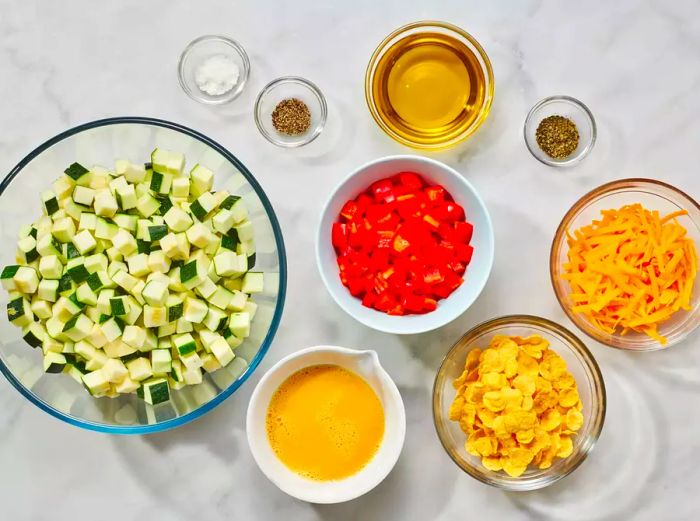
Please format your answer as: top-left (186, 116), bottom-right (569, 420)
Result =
top-left (371, 31), bottom-right (489, 147)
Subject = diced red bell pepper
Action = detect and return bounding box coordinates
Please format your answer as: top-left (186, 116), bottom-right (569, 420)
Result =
top-left (387, 304), bottom-right (405, 316)
top-left (370, 179), bottom-right (395, 203)
top-left (366, 204), bottom-right (393, 224)
top-left (456, 243), bottom-right (474, 264)
top-left (423, 298), bottom-right (438, 312)
top-left (355, 193), bottom-right (373, 212)
top-left (423, 214), bottom-right (440, 229)
top-left (454, 221), bottom-right (474, 244)
top-left (423, 267), bottom-right (445, 285)
top-left (398, 172), bottom-right (423, 190)
top-left (425, 186), bottom-right (445, 204)
top-left (447, 260), bottom-right (466, 275)
top-left (375, 230), bottom-right (394, 249)
top-left (340, 200), bottom-right (360, 221)
top-left (392, 233), bottom-right (411, 253)
top-left (332, 222), bottom-right (348, 250)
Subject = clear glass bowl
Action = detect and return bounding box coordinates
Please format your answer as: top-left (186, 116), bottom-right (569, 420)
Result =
top-left (0, 117), bottom-right (287, 433)
top-left (524, 96), bottom-right (596, 167)
top-left (178, 35), bottom-right (250, 105)
top-left (364, 21), bottom-right (494, 150)
top-left (254, 76), bottom-right (327, 148)
top-left (433, 315), bottom-right (606, 491)
top-left (550, 178), bottom-right (700, 350)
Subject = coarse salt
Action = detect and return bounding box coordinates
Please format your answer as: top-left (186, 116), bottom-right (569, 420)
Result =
top-left (194, 55), bottom-right (240, 96)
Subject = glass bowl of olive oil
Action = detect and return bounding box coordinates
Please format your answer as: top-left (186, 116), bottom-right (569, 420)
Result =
top-left (365, 21), bottom-right (494, 150)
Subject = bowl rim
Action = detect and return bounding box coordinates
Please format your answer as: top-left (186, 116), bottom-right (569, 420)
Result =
top-left (315, 154), bottom-right (495, 334)
top-left (432, 314), bottom-right (607, 490)
top-left (177, 34), bottom-right (251, 105)
top-left (245, 345), bottom-right (406, 503)
top-left (523, 95), bottom-right (597, 167)
top-left (364, 20), bottom-right (495, 150)
top-left (549, 177), bottom-right (700, 351)
top-left (0, 116), bottom-right (287, 434)
top-left (253, 76), bottom-right (328, 148)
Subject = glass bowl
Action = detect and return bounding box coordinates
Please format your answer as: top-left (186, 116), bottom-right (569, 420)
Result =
top-left (0, 117), bottom-right (287, 433)
top-left (433, 315), bottom-right (606, 491)
top-left (178, 35), bottom-right (250, 105)
top-left (254, 76), bottom-right (327, 148)
top-left (524, 96), bottom-right (596, 167)
top-left (550, 178), bottom-right (700, 351)
top-left (364, 21), bottom-right (494, 150)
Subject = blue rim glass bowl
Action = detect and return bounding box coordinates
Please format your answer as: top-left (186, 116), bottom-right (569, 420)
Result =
top-left (0, 117), bottom-right (287, 434)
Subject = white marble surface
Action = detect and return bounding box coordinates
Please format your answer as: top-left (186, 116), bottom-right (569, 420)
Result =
top-left (1, 1), bottom-right (699, 519)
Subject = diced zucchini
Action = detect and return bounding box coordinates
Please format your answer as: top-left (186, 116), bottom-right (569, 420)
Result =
top-left (241, 272), bottom-right (264, 294)
top-left (126, 253), bottom-right (150, 277)
top-left (14, 266), bottom-right (39, 294)
top-left (171, 177), bottom-right (190, 198)
top-left (101, 317), bottom-right (124, 342)
top-left (147, 250), bottom-right (171, 273)
top-left (52, 217), bottom-right (76, 243)
top-left (23, 322), bottom-right (46, 348)
top-left (142, 377), bottom-right (171, 405)
top-left (143, 305), bottom-right (167, 328)
top-left (151, 349), bottom-right (172, 374)
top-left (18, 236), bottom-right (39, 263)
top-left (1, 265), bottom-right (20, 291)
top-left (64, 162), bottom-right (90, 183)
top-left (43, 352), bottom-right (67, 373)
top-left (115, 159), bottom-right (147, 183)
top-left (94, 189), bottom-right (119, 217)
top-left (142, 280), bottom-right (169, 307)
top-left (38, 256), bottom-right (63, 280)
top-left (189, 164), bottom-right (214, 197)
top-left (31, 296), bottom-right (53, 319)
top-left (126, 357), bottom-right (153, 382)
top-left (62, 314), bottom-right (93, 342)
top-left (210, 336), bottom-right (235, 367)
top-left (151, 148), bottom-right (185, 176)
top-left (203, 306), bottom-right (229, 332)
top-left (229, 312), bottom-right (251, 338)
top-left (183, 296), bottom-right (208, 323)
top-left (72, 229), bottom-right (96, 255)
top-left (78, 212), bottom-right (97, 231)
top-left (102, 358), bottom-right (128, 383)
top-left (213, 251), bottom-right (247, 278)
top-left (136, 193), bottom-right (160, 218)
top-left (113, 213), bottom-right (138, 231)
top-left (72, 185), bottom-right (95, 206)
top-left (179, 259), bottom-right (206, 290)
top-left (110, 296), bottom-right (129, 316)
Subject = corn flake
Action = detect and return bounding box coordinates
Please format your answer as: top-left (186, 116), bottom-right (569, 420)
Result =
top-left (449, 335), bottom-right (584, 477)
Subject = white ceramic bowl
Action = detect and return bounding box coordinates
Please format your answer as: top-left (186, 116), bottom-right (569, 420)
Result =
top-left (316, 155), bottom-right (495, 334)
top-left (246, 346), bottom-right (406, 504)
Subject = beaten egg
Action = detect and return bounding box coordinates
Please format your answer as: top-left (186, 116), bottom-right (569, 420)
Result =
top-left (266, 364), bottom-right (385, 481)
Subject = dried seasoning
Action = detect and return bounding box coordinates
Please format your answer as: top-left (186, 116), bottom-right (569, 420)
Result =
top-left (271, 98), bottom-right (311, 136)
top-left (536, 115), bottom-right (579, 159)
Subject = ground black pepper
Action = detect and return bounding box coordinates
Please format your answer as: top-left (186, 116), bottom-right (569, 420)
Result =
top-left (535, 115), bottom-right (579, 159)
top-left (271, 98), bottom-right (311, 136)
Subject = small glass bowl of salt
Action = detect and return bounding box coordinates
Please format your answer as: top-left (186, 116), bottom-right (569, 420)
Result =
top-left (178, 35), bottom-right (250, 105)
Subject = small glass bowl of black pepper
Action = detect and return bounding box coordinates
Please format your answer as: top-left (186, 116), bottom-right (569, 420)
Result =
top-left (254, 76), bottom-right (327, 147)
top-left (524, 96), bottom-right (596, 167)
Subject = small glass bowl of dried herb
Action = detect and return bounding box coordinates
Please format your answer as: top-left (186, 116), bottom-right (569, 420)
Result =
top-left (524, 96), bottom-right (596, 167)
top-left (254, 76), bottom-right (327, 148)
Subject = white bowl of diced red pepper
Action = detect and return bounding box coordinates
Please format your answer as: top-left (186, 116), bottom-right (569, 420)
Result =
top-left (316, 155), bottom-right (494, 334)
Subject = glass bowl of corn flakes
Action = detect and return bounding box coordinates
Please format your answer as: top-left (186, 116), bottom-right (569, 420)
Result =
top-left (432, 315), bottom-right (606, 490)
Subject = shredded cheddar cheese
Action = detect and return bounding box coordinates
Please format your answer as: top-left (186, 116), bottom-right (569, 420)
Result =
top-left (563, 204), bottom-right (698, 344)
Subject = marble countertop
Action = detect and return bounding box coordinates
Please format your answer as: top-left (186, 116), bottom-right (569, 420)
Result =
top-left (1, 1), bottom-right (699, 520)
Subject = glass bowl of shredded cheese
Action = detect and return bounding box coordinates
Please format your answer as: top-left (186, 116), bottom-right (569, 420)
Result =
top-left (551, 179), bottom-right (700, 351)
top-left (432, 315), bottom-right (606, 491)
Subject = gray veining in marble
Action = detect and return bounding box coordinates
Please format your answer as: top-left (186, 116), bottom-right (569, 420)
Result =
top-left (0, 1), bottom-right (699, 520)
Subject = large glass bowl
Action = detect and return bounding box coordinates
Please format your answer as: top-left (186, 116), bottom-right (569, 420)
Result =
top-left (0, 117), bottom-right (287, 434)
top-left (433, 315), bottom-right (606, 491)
top-left (550, 179), bottom-right (700, 351)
